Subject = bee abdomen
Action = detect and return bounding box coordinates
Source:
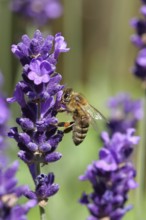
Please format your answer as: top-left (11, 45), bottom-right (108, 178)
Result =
top-left (73, 121), bottom-right (89, 146)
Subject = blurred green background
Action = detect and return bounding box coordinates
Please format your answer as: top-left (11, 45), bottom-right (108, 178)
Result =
top-left (0, 0), bottom-right (145, 220)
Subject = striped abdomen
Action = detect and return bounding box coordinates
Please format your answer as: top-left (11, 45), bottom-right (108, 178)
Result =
top-left (72, 116), bottom-right (89, 145)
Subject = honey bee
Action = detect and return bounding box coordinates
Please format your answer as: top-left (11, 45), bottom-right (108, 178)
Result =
top-left (58, 88), bottom-right (107, 146)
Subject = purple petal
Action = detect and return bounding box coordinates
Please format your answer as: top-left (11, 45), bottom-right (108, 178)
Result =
top-left (44, 152), bottom-right (62, 163)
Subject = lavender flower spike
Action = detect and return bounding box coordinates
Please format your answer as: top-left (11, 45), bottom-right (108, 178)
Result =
top-left (7, 31), bottom-right (69, 211)
top-left (79, 129), bottom-right (139, 220)
top-left (10, 0), bottom-right (63, 25)
top-left (8, 30), bottom-right (69, 169)
top-left (130, 0), bottom-right (146, 81)
top-left (25, 172), bottom-right (59, 207)
top-left (107, 93), bottom-right (143, 134)
top-left (11, 29), bottom-right (69, 66)
top-left (130, 0), bottom-right (146, 49)
top-left (0, 161), bottom-right (37, 219)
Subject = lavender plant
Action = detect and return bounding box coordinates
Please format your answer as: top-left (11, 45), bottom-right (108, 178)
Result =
top-left (10, 0), bottom-right (63, 25)
top-left (0, 72), bottom-right (36, 219)
top-left (79, 129), bottom-right (139, 220)
top-left (1, 1), bottom-right (144, 219)
top-left (79, 92), bottom-right (142, 220)
top-left (0, 161), bottom-right (37, 220)
top-left (130, 0), bottom-right (146, 198)
top-left (7, 30), bottom-right (69, 217)
top-left (78, 3), bottom-right (145, 218)
top-left (131, 0), bottom-right (146, 81)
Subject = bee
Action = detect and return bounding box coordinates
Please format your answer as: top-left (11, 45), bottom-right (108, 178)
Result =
top-left (58, 88), bottom-right (107, 146)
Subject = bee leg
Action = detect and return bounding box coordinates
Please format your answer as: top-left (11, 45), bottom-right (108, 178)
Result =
top-left (64, 121), bottom-right (74, 133)
top-left (58, 121), bottom-right (74, 127)
top-left (64, 125), bottom-right (73, 133)
top-left (58, 121), bottom-right (74, 133)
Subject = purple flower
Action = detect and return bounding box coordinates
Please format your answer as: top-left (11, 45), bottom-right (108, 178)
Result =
top-left (130, 0), bottom-right (146, 48)
top-left (79, 129), bottom-right (139, 220)
top-left (8, 30), bottom-right (69, 167)
top-left (6, 200), bottom-right (37, 220)
top-left (107, 93), bottom-right (143, 134)
top-left (130, 0), bottom-right (146, 81)
top-left (130, 18), bottom-right (146, 48)
top-left (10, 0), bottom-right (63, 25)
top-left (25, 173), bottom-right (59, 207)
top-left (27, 59), bottom-right (55, 85)
top-left (133, 49), bottom-right (146, 80)
top-left (7, 30), bottom-right (69, 205)
top-left (11, 30), bottom-right (69, 66)
top-left (0, 161), bottom-right (36, 219)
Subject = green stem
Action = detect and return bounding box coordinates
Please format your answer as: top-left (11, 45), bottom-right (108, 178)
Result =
top-left (36, 163), bottom-right (46, 220)
top-left (39, 207), bottom-right (45, 220)
top-left (36, 101), bottom-right (46, 220)
top-left (36, 162), bottom-right (41, 176)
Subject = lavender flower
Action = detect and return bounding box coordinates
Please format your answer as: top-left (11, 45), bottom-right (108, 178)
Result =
top-left (130, 18), bottom-right (146, 48)
top-left (7, 30), bottom-right (69, 210)
top-left (107, 93), bottom-right (143, 134)
top-left (10, 0), bottom-right (63, 25)
top-left (0, 80), bottom-right (36, 219)
top-left (0, 161), bottom-right (36, 219)
top-left (11, 30), bottom-right (69, 66)
top-left (131, 0), bottom-right (146, 80)
top-left (79, 129), bottom-right (139, 220)
top-left (25, 172), bottom-right (59, 207)
top-left (8, 30), bottom-right (69, 167)
top-left (130, 0), bottom-right (146, 48)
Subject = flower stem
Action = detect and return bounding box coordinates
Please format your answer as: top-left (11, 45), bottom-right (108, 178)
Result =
top-left (36, 162), bottom-right (46, 220)
top-left (36, 162), bottom-right (41, 175)
top-left (36, 100), bottom-right (46, 220)
top-left (39, 207), bottom-right (45, 220)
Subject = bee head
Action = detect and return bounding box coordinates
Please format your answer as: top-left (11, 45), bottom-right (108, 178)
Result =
top-left (62, 88), bottom-right (73, 104)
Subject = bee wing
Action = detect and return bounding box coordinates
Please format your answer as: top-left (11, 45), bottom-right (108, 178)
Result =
top-left (79, 104), bottom-right (108, 131)
top-left (87, 105), bottom-right (108, 121)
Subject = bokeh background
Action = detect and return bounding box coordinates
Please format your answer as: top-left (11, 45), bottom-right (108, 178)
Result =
top-left (0, 0), bottom-right (145, 220)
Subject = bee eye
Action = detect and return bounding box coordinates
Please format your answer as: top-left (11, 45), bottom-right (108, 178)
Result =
top-left (64, 93), bottom-right (69, 99)
top-left (64, 93), bottom-right (70, 102)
